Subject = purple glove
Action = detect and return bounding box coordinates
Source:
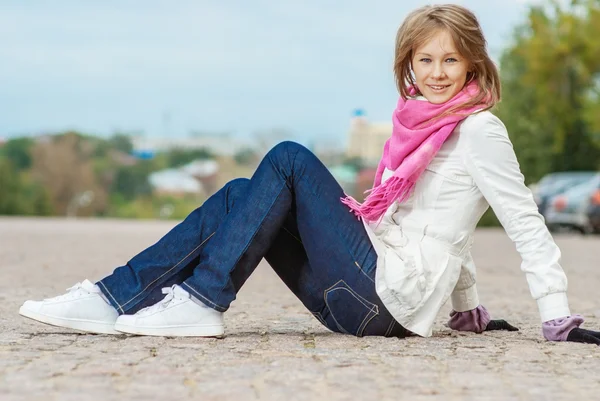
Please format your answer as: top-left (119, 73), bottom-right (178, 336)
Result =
top-left (449, 305), bottom-right (519, 333)
top-left (542, 315), bottom-right (584, 341)
top-left (448, 305), bottom-right (491, 333)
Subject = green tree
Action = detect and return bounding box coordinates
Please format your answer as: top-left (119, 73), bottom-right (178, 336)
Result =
top-left (496, 0), bottom-right (600, 183)
top-left (234, 148), bottom-right (259, 166)
top-left (109, 134), bottom-right (134, 154)
top-left (341, 156), bottom-right (366, 171)
top-left (165, 148), bottom-right (214, 168)
top-left (111, 162), bottom-right (154, 201)
top-left (31, 133), bottom-right (107, 216)
top-left (0, 160), bottom-right (25, 214)
top-left (0, 160), bottom-right (53, 215)
top-left (0, 137), bottom-right (34, 170)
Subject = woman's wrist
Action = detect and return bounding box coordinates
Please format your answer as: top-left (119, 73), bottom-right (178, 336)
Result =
top-left (448, 304), bottom-right (490, 333)
top-left (542, 315), bottom-right (585, 341)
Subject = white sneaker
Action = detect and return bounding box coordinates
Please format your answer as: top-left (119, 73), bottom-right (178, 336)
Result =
top-left (19, 279), bottom-right (119, 334)
top-left (114, 285), bottom-right (224, 337)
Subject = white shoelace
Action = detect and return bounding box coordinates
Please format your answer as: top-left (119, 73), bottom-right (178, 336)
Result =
top-left (135, 285), bottom-right (182, 316)
top-left (45, 280), bottom-right (98, 302)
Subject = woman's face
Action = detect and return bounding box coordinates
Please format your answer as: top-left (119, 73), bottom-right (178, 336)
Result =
top-left (411, 29), bottom-right (470, 104)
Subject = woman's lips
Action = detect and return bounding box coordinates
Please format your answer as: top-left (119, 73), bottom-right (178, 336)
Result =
top-left (427, 84), bottom-right (451, 92)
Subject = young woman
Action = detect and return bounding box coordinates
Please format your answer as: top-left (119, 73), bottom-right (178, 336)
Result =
top-left (19, 4), bottom-right (600, 344)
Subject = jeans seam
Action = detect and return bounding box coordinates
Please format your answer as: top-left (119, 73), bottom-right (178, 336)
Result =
top-left (282, 226), bottom-right (302, 244)
top-left (325, 305), bottom-right (350, 335)
top-left (98, 281), bottom-right (124, 314)
top-left (324, 280), bottom-right (373, 309)
top-left (180, 283), bottom-right (227, 312)
top-left (354, 261), bottom-right (375, 283)
top-left (384, 319), bottom-right (396, 337)
top-left (279, 144), bottom-right (375, 285)
top-left (312, 311), bottom-right (327, 327)
top-left (119, 232), bottom-right (216, 310)
top-left (295, 172), bottom-right (375, 284)
top-left (357, 304), bottom-right (379, 337)
top-left (324, 279), bottom-right (378, 336)
top-left (211, 181), bottom-right (287, 306)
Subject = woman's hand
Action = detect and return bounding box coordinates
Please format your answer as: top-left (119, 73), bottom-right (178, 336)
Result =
top-left (448, 305), bottom-right (519, 333)
top-left (566, 328), bottom-right (600, 345)
top-left (484, 319), bottom-right (519, 331)
top-left (543, 315), bottom-right (600, 344)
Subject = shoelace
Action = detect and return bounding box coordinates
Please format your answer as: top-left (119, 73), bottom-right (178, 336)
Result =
top-left (136, 285), bottom-right (180, 316)
top-left (45, 282), bottom-right (92, 301)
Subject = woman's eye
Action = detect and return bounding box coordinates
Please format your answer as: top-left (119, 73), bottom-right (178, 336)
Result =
top-left (420, 58), bottom-right (431, 63)
top-left (446, 58), bottom-right (458, 63)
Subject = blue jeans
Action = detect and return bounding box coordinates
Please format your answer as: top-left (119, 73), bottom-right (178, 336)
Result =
top-left (98, 142), bottom-right (407, 337)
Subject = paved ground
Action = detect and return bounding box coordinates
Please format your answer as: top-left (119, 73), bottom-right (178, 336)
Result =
top-left (1, 217), bottom-right (600, 401)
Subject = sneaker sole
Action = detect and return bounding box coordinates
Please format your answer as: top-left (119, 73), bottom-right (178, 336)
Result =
top-left (19, 307), bottom-right (119, 335)
top-left (114, 322), bottom-right (224, 337)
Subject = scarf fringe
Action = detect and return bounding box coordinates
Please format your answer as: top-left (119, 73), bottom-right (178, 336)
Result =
top-left (341, 175), bottom-right (414, 222)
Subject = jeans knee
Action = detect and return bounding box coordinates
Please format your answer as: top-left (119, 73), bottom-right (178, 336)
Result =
top-left (225, 177), bottom-right (250, 188)
top-left (224, 178), bottom-right (250, 200)
top-left (268, 141), bottom-right (310, 165)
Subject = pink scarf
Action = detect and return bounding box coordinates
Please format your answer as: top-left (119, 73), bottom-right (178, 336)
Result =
top-left (341, 83), bottom-right (488, 222)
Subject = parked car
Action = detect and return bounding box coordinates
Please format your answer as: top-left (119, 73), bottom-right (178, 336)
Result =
top-left (585, 182), bottom-right (600, 234)
top-left (532, 171), bottom-right (598, 218)
top-left (544, 173), bottom-right (600, 234)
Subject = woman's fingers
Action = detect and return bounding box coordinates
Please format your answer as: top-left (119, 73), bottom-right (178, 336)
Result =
top-left (485, 319), bottom-right (519, 332)
top-left (566, 328), bottom-right (600, 345)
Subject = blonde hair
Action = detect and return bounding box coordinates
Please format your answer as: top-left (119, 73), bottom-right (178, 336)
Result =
top-left (394, 4), bottom-right (501, 114)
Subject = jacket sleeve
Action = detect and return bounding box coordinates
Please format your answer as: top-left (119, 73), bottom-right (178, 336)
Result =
top-left (460, 112), bottom-right (570, 322)
top-left (450, 252), bottom-right (480, 312)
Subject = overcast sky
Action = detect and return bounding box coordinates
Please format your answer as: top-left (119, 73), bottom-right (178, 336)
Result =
top-left (1, 0), bottom-right (544, 146)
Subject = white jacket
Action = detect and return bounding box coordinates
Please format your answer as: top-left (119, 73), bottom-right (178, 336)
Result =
top-left (363, 110), bottom-right (570, 337)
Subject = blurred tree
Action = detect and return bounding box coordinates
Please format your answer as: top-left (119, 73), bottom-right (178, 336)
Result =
top-left (30, 132), bottom-right (107, 216)
top-left (234, 148), bottom-right (260, 166)
top-left (165, 148), bottom-right (214, 168)
top-left (109, 133), bottom-right (134, 154)
top-left (0, 159), bottom-right (53, 215)
top-left (0, 160), bottom-right (25, 214)
top-left (496, 0), bottom-right (600, 183)
top-left (342, 156), bottom-right (366, 171)
top-left (89, 133), bottom-right (134, 159)
top-left (25, 180), bottom-right (53, 216)
top-left (0, 137), bottom-right (34, 170)
top-left (111, 161), bottom-right (154, 201)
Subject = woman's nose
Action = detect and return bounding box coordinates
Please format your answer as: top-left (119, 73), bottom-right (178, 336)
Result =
top-left (432, 63), bottom-right (446, 79)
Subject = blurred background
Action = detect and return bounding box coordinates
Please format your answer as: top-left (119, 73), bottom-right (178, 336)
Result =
top-left (1, 0), bottom-right (600, 233)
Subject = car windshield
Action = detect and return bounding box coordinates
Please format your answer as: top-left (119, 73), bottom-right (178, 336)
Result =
top-left (538, 172), bottom-right (597, 195)
top-left (560, 174), bottom-right (600, 199)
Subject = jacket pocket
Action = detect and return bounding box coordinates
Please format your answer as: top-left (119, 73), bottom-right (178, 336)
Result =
top-left (382, 247), bottom-right (427, 313)
top-left (323, 280), bottom-right (379, 337)
top-left (425, 166), bottom-right (475, 186)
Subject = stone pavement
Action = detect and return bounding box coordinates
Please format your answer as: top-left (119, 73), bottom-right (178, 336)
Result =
top-left (1, 217), bottom-right (600, 401)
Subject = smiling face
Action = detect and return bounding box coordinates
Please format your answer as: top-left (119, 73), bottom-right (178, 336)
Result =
top-left (411, 29), bottom-right (470, 104)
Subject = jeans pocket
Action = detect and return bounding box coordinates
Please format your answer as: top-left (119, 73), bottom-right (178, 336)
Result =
top-left (323, 279), bottom-right (379, 337)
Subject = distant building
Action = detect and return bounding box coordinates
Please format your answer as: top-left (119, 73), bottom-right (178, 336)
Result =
top-left (346, 109), bottom-right (391, 166)
top-left (148, 169), bottom-right (204, 196)
top-left (181, 159), bottom-right (219, 194)
top-left (148, 159), bottom-right (220, 197)
top-left (131, 132), bottom-right (254, 157)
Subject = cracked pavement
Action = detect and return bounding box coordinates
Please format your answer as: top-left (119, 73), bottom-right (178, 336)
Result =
top-left (1, 217), bottom-right (600, 400)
